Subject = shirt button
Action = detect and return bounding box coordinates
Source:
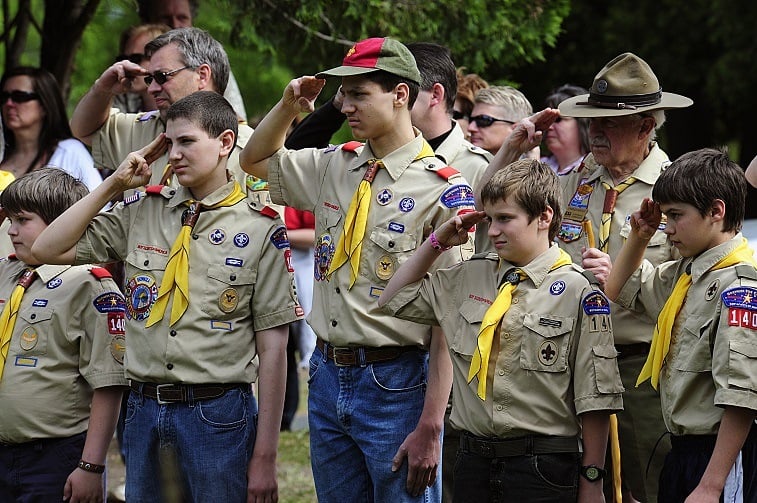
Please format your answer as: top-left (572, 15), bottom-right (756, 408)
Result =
top-left (143, 260), bottom-right (149, 266)
top-left (335, 287), bottom-right (341, 294)
top-left (498, 369), bottom-right (505, 376)
top-left (331, 320), bottom-right (338, 327)
top-left (503, 332), bottom-right (509, 339)
top-left (166, 363), bottom-right (174, 370)
top-left (496, 404), bottom-right (503, 411)
top-left (512, 298), bottom-right (519, 304)
top-left (230, 274), bottom-right (237, 281)
top-left (170, 330), bottom-right (177, 337)
top-left (30, 313), bottom-right (36, 320)
top-left (388, 241), bottom-right (395, 248)
top-left (192, 234), bottom-right (199, 240)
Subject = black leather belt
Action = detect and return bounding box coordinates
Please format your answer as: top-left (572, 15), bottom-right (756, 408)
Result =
top-left (615, 343), bottom-right (651, 360)
top-left (460, 432), bottom-right (581, 458)
top-left (129, 381), bottom-right (249, 404)
top-left (316, 338), bottom-right (423, 367)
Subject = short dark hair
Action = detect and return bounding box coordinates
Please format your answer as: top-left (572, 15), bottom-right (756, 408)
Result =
top-left (653, 148), bottom-right (746, 233)
top-left (145, 27), bottom-right (229, 95)
top-left (1, 168), bottom-right (88, 225)
top-left (363, 70), bottom-right (420, 109)
top-left (480, 159), bottom-right (562, 241)
top-left (544, 84), bottom-right (590, 155)
top-left (167, 91), bottom-right (238, 147)
top-left (406, 42), bottom-right (457, 113)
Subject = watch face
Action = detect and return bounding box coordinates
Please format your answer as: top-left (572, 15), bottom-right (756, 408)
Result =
top-left (584, 466), bottom-right (601, 481)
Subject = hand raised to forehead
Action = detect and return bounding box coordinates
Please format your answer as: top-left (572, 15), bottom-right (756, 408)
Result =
top-left (283, 76), bottom-right (326, 113)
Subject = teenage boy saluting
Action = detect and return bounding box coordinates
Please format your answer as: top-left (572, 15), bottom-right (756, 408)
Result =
top-left (33, 91), bottom-right (301, 502)
top-left (241, 37), bottom-right (476, 502)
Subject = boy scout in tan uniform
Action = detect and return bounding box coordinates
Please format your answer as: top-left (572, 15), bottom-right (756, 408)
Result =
top-left (34, 92), bottom-right (301, 502)
top-left (607, 148), bottom-right (757, 502)
top-left (242, 37), bottom-right (475, 502)
top-left (0, 168), bottom-right (126, 502)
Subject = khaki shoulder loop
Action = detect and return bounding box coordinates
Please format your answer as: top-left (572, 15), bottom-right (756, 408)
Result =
top-left (735, 264), bottom-right (757, 281)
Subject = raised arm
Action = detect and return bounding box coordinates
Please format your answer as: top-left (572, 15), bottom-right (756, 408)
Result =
top-left (240, 77), bottom-right (326, 180)
top-left (474, 108), bottom-right (559, 209)
top-left (285, 91), bottom-right (346, 150)
top-left (605, 198), bottom-right (662, 300)
top-left (70, 61), bottom-right (149, 146)
top-left (31, 134), bottom-right (167, 264)
top-left (745, 154), bottom-right (757, 188)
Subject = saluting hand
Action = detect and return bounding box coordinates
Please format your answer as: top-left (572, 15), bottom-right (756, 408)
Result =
top-left (283, 76), bottom-right (326, 113)
top-left (505, 108), bottom-right (560, 156)
top-left (94, 60), bottom-right (149, 96)
top-left (433, 210), bottom-right (487, 248)
top-left (630, 198), bottom-right (663, 241)
top-left (111, 133), bottom-right (168, 191)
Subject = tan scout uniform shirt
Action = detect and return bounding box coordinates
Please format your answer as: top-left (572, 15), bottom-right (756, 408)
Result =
top-left (0, 219), bottom-right (12, 258)
top-left (616, 234), bottom-right (757, 435)
top-left (91, 108), bottom-right (254, 191)
top-left (558, 143), bottom-right (677, 344)
top-left (0, 259), bottom-right (127, 443)
top-left (75, 180), bottom-right (302, 384)
top-left (384, 244), bottom-right (624, 438)
top-left (434, 124), bottom-right (493, 253)
top-left (268, 134), bottom-right (475, 348)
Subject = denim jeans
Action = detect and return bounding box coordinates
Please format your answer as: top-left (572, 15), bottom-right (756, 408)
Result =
top-left (308, 345), bottom-right (441, 503)
top-left (453, 448), bottom-right (580, 502)
top-left (0, 432), bottom-right (88, 503)
top-left (123, 386), bottom-right (257, 502)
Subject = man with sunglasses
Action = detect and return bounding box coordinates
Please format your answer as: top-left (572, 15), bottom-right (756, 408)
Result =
top-left (70, 28), bottom-right (255, 196)
top-left (468, 86), bottom-right (534, 156)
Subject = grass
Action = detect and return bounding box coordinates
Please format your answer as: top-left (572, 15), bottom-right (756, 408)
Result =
top-left (278, 429), bottom-right (316, 502)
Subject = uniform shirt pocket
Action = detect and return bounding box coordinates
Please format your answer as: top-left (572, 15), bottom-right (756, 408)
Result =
top-left (672, 316), bottom-right (712, 372)
top-left (16, 307), bottom-right (54, 356)
top-left (365, 228), bottom-right (417, 282)
top-left (728, 340), bottom-right (757, 392)
top-left (521, 313), bottom-right (574, 372)
top-left (201, 264), bottom-right (256, 319)
top-left (591, 345), bottom-right (624, 394)
top-left (452, 299), bottom-right (488, 359)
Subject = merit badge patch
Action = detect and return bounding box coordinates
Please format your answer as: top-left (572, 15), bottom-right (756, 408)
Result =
top-left (46, 278), bottom-right (63, 289)
top-left (219, 288), bottom-right (239, 313)
top-left (558, 221), bottom-right (583, 243)
top-left (93, 292), bottom-right (127, 313)
top-left (233, 232), bottom-right (250, 248)
top-left (440, 184), bottom-right (475, 208)
top-left (538, 340), bottom-right (558, 366)
top-left (375, 255), bottom-right (395, 280)
top-left (388, 222), bottom-right (405, 234)
top-left (208, 228), bottom-right (226, 245)
top-left (563, 184), bottom-right (593, 222)
top-left (398, 197), bottom-right (415, 213)
top-left (705, 279), bottom-right (720, 301)
top-left (376, 188), bottom-right (393, 206)
top-left (723, 287), bottom-right (757, 329)
top-left (19, 327), bottom-right (38, 351)
top-left (549, 281), bottom-right (566, 296)
top-left (270, 226), bottom-right (290, 249)
top-left (125, 274), bottom-right (158, 321)
top-left (315, 233), bottom-right (335, 281)
top-left (582, 291), bottom-right (611, 315)
top-left (110, 334), bottom-right (125, 364)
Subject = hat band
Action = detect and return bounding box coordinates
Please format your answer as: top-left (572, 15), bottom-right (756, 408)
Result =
top-left (579, 89), bottom-right (662, 110)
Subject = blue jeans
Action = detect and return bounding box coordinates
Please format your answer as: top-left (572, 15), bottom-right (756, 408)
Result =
top-left (123, 386), bottom-right (257, 502)
top-left (0, 432), bottom-right (88, 503)
top-left (308, 345), bottom-right (441, 503)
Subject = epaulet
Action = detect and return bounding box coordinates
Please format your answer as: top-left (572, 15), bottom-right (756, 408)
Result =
top-left (469, 252), bottom-right (499, 261)
top-left (735, 264), bottom-right (757, 280)
top-left (134, 110), bottom-right (160, 123)
top-left (89, 267), bottom-right (113, 280)
top-left (580, 268), bottom-right (601, 286)
top-left (467, 144), bottom-right (493, 160)
top-left (341, 141), bottom-right (364, 153)
top-left (434, 166), bottom-right (461, 181)
top-left (143, 185), bottom-right (175, 198)
top-left (259, 206), bottom-right (279, 219)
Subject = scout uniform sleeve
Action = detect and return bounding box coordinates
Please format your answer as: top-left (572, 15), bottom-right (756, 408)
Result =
top-left (268, 146), bottom-right (328, 213)
top-left (72, 269), bottom-right (128, 388)
top-left (383, 264), bottom-right (463, 327)
top-left (249, 212), bottom-right (303, 331)
top-left (90, 109), bottom-right (162, 174)
top-left (75, 194), bottom-right (138, 266)
top-left (614, 258), bottom-right (682, 318)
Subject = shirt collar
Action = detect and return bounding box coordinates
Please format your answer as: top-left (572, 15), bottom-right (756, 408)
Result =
top-left (348, 129), bottom-right (432, 181)
top-left (582, 142), bottom-right (670, 186)
top-left (497, 244), bottom-right (562, 288)
top-left (688, 233), bottom-right (745, 282)
top-left (166, 177), bottom-right (238, 208)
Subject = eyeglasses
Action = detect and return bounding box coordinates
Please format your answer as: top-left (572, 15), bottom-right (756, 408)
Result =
top-left (144, 66), bottom-right (192, 86)
top-left (469, 115), bottom-right (516, 128)
top-left (452, 110), bottom-right (468, 120)
top-left (115, 53), bottom-right (147, 65)
top-left (0, 90), bottom-right (40, 104)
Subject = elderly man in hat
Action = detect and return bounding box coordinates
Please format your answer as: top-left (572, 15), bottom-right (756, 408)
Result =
top-left (476, 52), bottom-right (693, 503)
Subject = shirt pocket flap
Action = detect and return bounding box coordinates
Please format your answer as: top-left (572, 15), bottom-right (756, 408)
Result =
top-left (450, 299), bottom-right (487, 357)
top-left (523, 312), bottom-right (574, 338)
top-left (370, 229), bottom-right (417, 253)
top-left (207, 264), bottom-right (256, 286)
top-left (125, 249), bottom-right (169, 271)
top-left (459, 299), bottom-right (487, 324)
top-left (19, 306), bottom-right (54, 324)
top-left (730, 340), bottom-right (757, 359)
top-left (592, 344), bottom-right (619, 359)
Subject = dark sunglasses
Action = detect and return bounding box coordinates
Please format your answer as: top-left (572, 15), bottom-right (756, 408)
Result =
top-left (115, 53), bottom-right (147, 65)
top-left (1, 90), bottom-right (40, 104)
top-left (470, 114), bottom-right (516, 128)
top-left (452, 110), bottom-right (468, 120)
top-left (144, 66), bottom-right (192, 86)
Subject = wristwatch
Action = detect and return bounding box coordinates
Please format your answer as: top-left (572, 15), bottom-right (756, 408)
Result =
top-left (580, 464), bottom-right (607, 482)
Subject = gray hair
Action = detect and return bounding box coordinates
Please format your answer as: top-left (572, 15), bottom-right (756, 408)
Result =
top-left (474, 86), bottom-right (533, 122)
top-left (145, 27), bottom-right (229, 95)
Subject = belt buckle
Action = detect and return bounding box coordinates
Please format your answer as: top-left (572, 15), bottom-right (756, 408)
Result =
top-left (155, 383), bottom-right (177, 405)
top-left (332, 347), bottom-right (354, 367)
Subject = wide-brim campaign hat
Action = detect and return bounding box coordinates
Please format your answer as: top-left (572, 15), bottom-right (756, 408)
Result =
top-left (316, 37), bottom-right (421, 85)
top-left (559, 52), bottom-right (693, 117)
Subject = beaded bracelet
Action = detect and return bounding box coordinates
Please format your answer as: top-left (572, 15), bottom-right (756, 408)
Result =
top-left (77, 459), bottom-right (105, 474)
top-left (429, 232), bottom-right (452, 252)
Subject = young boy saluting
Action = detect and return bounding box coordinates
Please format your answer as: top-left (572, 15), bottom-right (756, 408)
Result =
top-left (33, 91), bottom-right (301, 502)
top-left (606, 148), bottom-right (757, 502)
top-left (379, 159), bottom-right (624, 502)
top-left (0, 168), bottom-right (126, 502)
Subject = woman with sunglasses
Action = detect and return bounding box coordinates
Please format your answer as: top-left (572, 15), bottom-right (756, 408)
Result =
top-left (541, 84), bottom-right (591, 175)
top-left (0, 67), bottom-right (102, 190)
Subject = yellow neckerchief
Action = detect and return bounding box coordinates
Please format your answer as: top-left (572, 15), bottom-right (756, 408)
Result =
top-left (145, 182), bottom-right (246, 327)
top-left (468, 248), bottom-right (572, 400)
top-left (637, 238), bottom-right (757, 389)
top-left (598, 177), bottom-right (637, 252)
top-left (0, 267), bottom-right (36, 379)
top-left (328, 140), bottom-right (435, 288)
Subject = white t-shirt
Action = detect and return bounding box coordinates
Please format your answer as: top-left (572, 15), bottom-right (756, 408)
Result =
top-left (47, 138), bottom-right (102, 191)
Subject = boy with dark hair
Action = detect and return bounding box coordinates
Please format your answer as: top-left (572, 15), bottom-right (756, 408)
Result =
top-left (241, 37), bottom-right (476, 502)
top-left (0, 168), bottom-right (126, 502)
top-left (606, 148), bottom-right (757, 502)
top-left (33, 91), bottom-right (301, 502)
top-left (380, 159), bottom-right (624, 502)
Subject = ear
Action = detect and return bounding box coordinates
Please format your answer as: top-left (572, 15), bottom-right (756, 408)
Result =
top-left (638, 116), bottom-right (656, 138)
top-left (709, 199), bottom-right (726, 222)
top-left (218, 129), bottom-right (235, 157)
top-left (538, 205), bottom-right (554, 229)
top-left (394, 82), bottom-right (410, 107)
top-left (428, 82), bottom-right (445, 107)
top-left (196, 63), bottom-right (213, 91)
